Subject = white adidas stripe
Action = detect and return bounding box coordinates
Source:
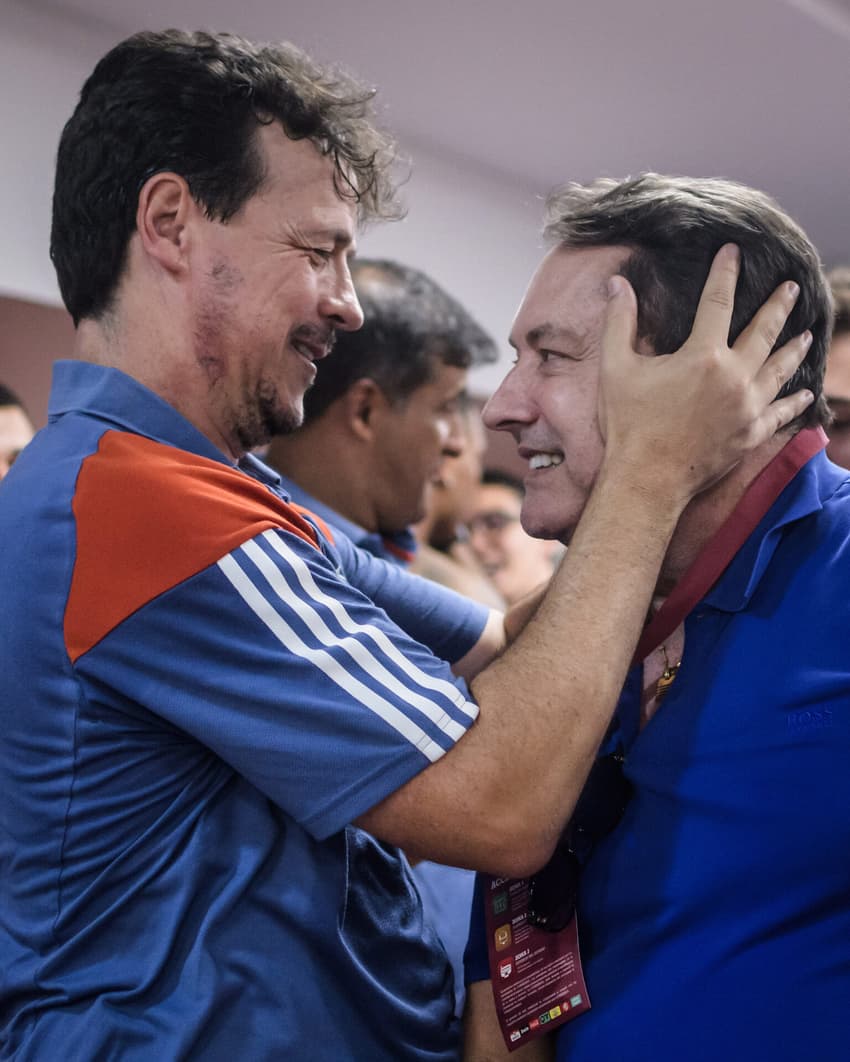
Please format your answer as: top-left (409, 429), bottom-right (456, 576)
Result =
top-left (217, 545), bottom-right (470, 760)
top-left (239, 537), bottom-right (470, 741)
top-left (261, 530), bottom-right (478, 721)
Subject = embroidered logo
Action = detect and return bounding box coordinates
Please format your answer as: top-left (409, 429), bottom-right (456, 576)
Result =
top-left (787, 707), bottom-right (834, 734)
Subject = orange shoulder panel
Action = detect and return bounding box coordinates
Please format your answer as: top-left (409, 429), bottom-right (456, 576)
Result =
top-left (289, 502), bottom-right (336, 545)
top-left (65, 431), bottom-right (322, 663)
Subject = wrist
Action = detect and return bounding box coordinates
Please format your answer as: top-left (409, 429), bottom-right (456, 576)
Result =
top-left (594, 451), bottom-right (692, 528)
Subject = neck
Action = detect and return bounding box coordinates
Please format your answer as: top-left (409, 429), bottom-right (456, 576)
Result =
top-left (266, 426), bottom-right (378, 531)
top-left (73, 290), bottom-right (249, 459)
top-left (656, 432), bottom-right (792, 595)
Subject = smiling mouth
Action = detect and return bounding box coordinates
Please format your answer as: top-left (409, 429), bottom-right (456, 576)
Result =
top-left (527, 452), bottom-right (564, 471)
top-left (291, 338), bottom-right (326, 362)
top-left (290, 327), bottom-right (336, 363)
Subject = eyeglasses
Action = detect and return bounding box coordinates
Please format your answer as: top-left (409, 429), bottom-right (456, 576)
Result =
top-left (526, 750), bottom-right (632, 933)
top-left (466, 511), bottom-right (520, 535)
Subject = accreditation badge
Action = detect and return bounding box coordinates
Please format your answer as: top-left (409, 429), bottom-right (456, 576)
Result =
top-left (484, 874), bottom-right (590, 1051)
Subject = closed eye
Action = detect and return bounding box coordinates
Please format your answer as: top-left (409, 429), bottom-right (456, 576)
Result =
top-left (304, 246), bottom-right (333, 268)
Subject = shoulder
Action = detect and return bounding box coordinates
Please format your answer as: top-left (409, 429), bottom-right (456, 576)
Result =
top-left (66, 431), bottom-right (326, 661)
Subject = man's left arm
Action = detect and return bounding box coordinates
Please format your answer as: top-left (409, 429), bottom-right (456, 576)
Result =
top-left (335, 531), bottom-right (550, 680)
top-left (463, 980), bottom-right (555, 1062)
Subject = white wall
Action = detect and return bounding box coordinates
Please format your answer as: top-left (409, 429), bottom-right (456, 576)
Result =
top-left (0, 5), bottom-right (112, 307)
top-left (359, 146), bottom-right (546, 395)
top-left (0, 4), bottom-right (545, 397)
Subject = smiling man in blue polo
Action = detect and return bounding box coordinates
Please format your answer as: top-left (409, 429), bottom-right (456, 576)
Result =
top-left (464, 175), bottom-right (847, 1062)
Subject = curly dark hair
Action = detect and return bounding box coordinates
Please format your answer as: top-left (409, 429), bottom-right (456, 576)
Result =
top-left (51, 29), bottom-right (402, 325)
top-left (303, 259), bottom-right (498, 422)
top-left (544, 174), bottom-right (833, 429)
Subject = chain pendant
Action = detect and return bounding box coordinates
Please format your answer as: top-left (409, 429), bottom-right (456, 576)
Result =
top-left (655, 664), bottom-right (680, 702)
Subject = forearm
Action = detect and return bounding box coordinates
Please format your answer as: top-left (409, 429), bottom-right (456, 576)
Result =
top-left (452, 582), bottom-right (547, 683)
top-left (464, 980), bottom-right (556, 1062)
top-left (359, 461), bottom-right (682, 874)
top-left (357, 249), bottom-right (813, 872)
top-left (471, 461), bottom-right (680, 861)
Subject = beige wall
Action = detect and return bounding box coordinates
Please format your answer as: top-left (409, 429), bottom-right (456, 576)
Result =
top-left (0, 296), bottom-right (74, 429)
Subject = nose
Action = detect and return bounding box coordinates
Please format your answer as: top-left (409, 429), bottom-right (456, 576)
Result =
top-left (482, 361), bottom-right (536, 433)
top-left (320, 263), bottom-right (364, 332)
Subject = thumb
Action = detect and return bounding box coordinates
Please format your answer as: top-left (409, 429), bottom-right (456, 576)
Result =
top-left (600, 275), bottom-right (638, 370)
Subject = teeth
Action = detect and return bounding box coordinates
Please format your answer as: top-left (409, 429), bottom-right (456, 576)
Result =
top-left (529, 452), bottom-right (563, 470)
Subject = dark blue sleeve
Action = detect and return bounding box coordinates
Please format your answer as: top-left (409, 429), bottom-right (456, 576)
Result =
top-left (331, 531), bottom-right (491, 663)
top-left (463, 872), bottom-right (492, 984)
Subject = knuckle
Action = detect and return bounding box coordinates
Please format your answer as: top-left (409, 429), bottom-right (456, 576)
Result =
top-left (772, 363), bottom-right (788, 393)
top-left (700, 344), bottom-right (727, 375)
top-left (758, 320), bottom-right (780, 352)
top-left (704, 288), bottom-right (734, 312)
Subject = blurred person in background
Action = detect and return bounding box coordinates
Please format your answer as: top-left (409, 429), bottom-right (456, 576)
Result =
top-left (823, 266), bottom-right (850, 467)
top-left (411, 400), bottom-right (506, 608)
top-left (265, 256), bottom-right (500, 1011)
top-left (0, 383), bottom-right (34, 480)
top-left (265, 258), bottom-right (496, 567)
top-left (465, 469), bottom-right (564, 605)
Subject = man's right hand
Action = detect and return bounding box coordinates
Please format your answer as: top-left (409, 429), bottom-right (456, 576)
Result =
top-left (597, 242), bottom-right (814, 504)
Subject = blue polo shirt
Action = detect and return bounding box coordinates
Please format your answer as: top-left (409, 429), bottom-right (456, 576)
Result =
top-left (0, 360), bottom-right (489, 1061)
top-left (468, 448), bottom-right (850, 1061)
top-left (275, 472), bottom-right (419, 565)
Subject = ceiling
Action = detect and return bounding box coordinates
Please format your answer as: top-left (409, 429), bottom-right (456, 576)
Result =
top-left (19, 0), bottom-right (850, 267)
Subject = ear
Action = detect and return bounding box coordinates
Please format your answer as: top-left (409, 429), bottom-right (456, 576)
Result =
top-left (135, 172), bottom-right (196, 277)
top-left (343, 378), bottom-right (391, 442)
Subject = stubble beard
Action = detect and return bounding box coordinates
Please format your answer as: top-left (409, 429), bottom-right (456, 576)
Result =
top-left (194, 261), bottom-right (306, 454)
top-left (233, 375), bottom-right (303, 453)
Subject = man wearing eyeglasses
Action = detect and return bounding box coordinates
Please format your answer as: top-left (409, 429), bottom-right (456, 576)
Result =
top-left (466, 470), bottom-right (564, 605)
top-left (464, 176), bottom-right (847, 1062)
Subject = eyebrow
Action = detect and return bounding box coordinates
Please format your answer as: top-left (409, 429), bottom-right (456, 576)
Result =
top-left (508, 323), bottom-right (587, 352)
top-left (302, 227), bottom-right (357, 255)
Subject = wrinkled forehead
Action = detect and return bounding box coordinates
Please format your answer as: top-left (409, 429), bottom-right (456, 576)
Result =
top-left (510, 244), bottom-right (631, 349)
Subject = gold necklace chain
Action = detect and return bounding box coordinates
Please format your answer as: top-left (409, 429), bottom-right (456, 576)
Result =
top-left (655, 643), bottom-right (681, 703)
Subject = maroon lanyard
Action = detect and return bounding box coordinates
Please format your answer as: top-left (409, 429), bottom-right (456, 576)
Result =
top-left (632, 427), bottom-right (827, 664)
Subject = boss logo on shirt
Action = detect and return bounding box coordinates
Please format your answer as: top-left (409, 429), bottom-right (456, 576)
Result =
top-left (786, 707), bottom-right (834, 734)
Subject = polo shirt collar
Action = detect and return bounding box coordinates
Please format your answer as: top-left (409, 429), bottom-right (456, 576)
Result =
top-left (49, 359), bottom-right (232, 466)
top-left (704, 449), bottom-right (849, 613)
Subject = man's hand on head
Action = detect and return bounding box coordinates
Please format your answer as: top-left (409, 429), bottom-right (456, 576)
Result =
top-left (597, 243), bottom-right (814, 504)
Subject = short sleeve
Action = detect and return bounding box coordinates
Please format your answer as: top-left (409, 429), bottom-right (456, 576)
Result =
top-left (75, 526), bottom-right (480, 840)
